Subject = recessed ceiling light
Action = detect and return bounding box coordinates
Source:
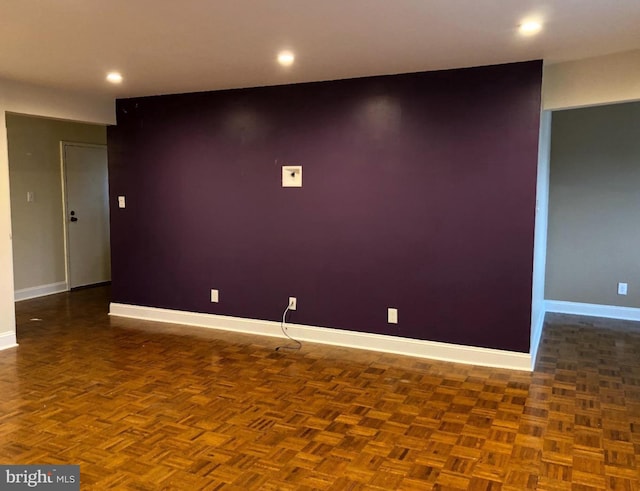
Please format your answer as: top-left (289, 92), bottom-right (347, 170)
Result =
top-left (106, 72), bottom-right (123, 84)
top-left (519, 20), bottom-right (542, 35)
top-left (277, 51), bottom-right (295, 67)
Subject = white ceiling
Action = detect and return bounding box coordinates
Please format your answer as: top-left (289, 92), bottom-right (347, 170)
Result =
top-left (2, 0), bottom-right (639, 98)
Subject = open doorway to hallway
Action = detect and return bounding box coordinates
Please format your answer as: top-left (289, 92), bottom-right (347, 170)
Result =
top-left (6, 113), bottom-right (109, 301)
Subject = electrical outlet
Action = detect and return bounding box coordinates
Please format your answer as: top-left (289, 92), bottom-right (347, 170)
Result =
top-left (289, 297), bottom-right (297, 310)
top-left (118, 196), bottom-right (126, 208)
top-left (210, 289), bottom-right (219, 303)
top-left (618, 282), bottom-right (628, 295)
top-left (388, 308), bottom-right (398, 324)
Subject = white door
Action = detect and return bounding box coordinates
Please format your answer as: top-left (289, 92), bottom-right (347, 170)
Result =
top-left (63, 143), bottom-right (111, 289)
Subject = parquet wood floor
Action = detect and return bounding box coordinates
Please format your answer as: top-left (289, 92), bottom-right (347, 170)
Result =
top-left (1, 288), bottom-right (640, 489)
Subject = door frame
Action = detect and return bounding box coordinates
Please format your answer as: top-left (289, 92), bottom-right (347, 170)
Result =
top-left (59, 141), bottom-right (109, 290)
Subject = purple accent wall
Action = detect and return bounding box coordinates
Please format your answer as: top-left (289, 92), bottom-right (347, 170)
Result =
top-left (108, 60), bottom-right (542, 353)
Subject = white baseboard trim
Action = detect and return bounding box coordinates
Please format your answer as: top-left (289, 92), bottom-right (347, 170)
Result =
top-left (15, 281), bottom-right (68, 302)
top-left (0, 331), bottom-right (18, 351)
top-left (529, 307), bottom-right (546, 369)
top-left (109, 303), bottom-right (531, 371)
top-left (545, 300), bottom-right (640, 322)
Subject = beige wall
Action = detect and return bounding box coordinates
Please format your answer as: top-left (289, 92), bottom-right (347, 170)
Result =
top-left (6, 114), bottom-right (107, 291)
top-left (543, 50), bottom-right (640, 110)
top-left (545, 101), bottom-right (640, 307)
top-left (0, 113), bottom-right (14, 347)
top-left (0, 77), bottom-right (114, 348)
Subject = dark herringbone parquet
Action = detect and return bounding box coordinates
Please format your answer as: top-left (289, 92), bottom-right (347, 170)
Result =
top-left (1, 287), bottom-right (639, 489)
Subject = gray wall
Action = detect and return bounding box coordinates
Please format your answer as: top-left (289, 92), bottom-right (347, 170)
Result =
top-left (546, 101), bottom-right (640, 307)
top-left (7, 114), bottom-right (106, 291)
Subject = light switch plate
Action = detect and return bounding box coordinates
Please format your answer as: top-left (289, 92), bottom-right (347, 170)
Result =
top-left (118, 196), bottom-right (126, 208)
top-left (282, 166), bottom-right (302, 187)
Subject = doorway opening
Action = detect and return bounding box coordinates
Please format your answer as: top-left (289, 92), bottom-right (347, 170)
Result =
top-left (6, 113), bottom-right (109, 301)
